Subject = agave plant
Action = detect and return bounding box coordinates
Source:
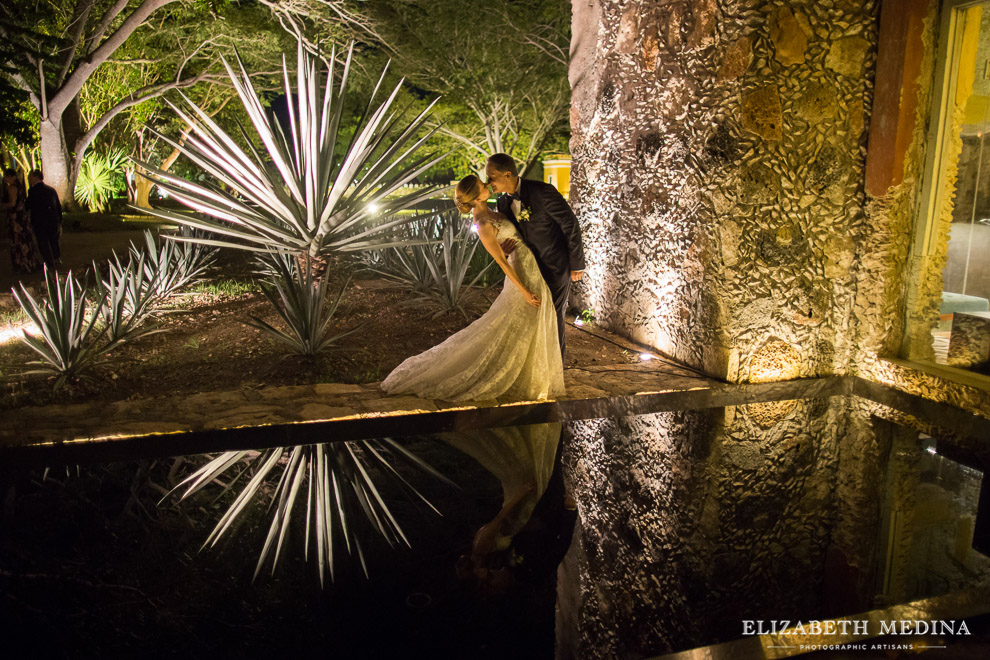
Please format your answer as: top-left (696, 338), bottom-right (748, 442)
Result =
top-left (12, 267), bottom-right (111, 388)
top-left (131, 228), bottom-right (218, 299)
top-left (91, 252), bottom-right (162, 343)
top-left (76, 149), bottom-right (128, 212)
top-left (134, 40), bottom-right (447, 260)
top-left (372, 211), bottom-right (495, 318)
top-left (248, 252), bottom-right (359, 356)
top-left (370, 233), bottom-right (437, 298)
top-left (169, 439), bottom-right (456, 586)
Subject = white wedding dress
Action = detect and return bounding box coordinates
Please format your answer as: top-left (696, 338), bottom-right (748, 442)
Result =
top-left (381, 213), bottom-right (564, 402)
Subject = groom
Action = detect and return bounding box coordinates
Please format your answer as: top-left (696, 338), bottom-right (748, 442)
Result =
top-left (486, 153), bottom-right (585, 359)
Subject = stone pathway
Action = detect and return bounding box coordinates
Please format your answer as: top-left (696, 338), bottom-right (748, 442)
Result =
top-left (1, 357), bottom-right (713, 451)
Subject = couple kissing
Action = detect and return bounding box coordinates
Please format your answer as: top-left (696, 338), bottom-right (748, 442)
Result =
top-left (381, 153), bottom-right (586, 402)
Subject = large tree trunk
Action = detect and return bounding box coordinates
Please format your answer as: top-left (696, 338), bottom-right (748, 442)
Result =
top-left (38, 118), bottom-right (77, 209)
top-left (135, 133), bottom-right (187, 208)
top-left (135, 168), bottom-right (155, 208)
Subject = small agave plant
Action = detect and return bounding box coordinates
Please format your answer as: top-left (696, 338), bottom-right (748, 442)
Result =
top-left (12, 268), bottom-right (111, 389)
top-left (134, 39), bottom-right (448, 354)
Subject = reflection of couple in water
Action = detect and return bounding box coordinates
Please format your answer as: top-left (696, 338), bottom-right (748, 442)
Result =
top-left (445, 423), bottom-right (577, 597)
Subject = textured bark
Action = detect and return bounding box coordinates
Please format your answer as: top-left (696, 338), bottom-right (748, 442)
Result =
top-left (21, 0), bottom-right (179, 209)
top-left (38, 120), bottom-right (72, 206)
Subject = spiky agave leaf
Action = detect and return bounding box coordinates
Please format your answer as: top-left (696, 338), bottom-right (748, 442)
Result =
top-left (133, 40), bottom-right (449, 259)
top-left (133, 228), bottom-right (218, 299)
top-left (169, 439), bottom-right (454, 586)
top-left (92, 252), bottom-right (162, 343)
top-left (246, 254), bottom-right (359, 356)
top-left (12, 267), bottom-right (112, 388)
top-left (371, 211), bottom-right (495, 318)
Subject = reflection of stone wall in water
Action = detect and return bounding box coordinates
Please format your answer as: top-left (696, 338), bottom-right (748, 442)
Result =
top-left (951, 135), bottom-right (990, 226)
top-left (943, 222), bottom-right (990, 299)
top-left (569, 0), bottom-right (878, 381)
top-left (879, 422), bottom-right (990, 604)
top-left (557, 400), bottom-right (892, 658)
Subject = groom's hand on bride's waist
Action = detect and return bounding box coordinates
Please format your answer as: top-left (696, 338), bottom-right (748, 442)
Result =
top-left (571, 270), bottom-right (585, 282)
top-left (500, 238), bottom-right (517, 256)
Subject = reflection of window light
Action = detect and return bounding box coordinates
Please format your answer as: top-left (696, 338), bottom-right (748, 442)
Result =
top-left (640, 353), bottom-right (654, 361)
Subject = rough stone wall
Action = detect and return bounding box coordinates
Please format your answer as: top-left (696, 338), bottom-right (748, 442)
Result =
top-left (558, 402), bottom-right (860, 657)
top-left (570, 0), bottom-right (879, 382)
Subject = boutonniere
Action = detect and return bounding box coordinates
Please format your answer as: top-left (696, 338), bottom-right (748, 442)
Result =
top-left (517, 206), bottom-right (532, 222)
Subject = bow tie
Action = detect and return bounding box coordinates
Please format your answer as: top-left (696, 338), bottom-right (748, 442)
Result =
top-left (509, 192), bottom-right (521, 201)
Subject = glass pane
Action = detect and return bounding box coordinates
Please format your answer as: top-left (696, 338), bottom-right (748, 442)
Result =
top-left (936, 4), bottom-right (990, 370)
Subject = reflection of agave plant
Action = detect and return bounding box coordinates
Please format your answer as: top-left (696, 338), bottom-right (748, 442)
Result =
top-left (134, 41), bottom-right (446, 258)
top-left (171, 440), bottom-right (456, 586)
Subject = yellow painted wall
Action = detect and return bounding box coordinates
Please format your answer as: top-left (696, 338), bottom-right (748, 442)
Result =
top-left (543, 155), bottom-right (571, 199)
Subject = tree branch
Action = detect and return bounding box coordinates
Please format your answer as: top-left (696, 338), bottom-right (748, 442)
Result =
top-left (106, 57), bottom-right (167, 65)
top-left (435, 125), bottom-right (487, 157)
top-left (71, 68), bottom-right (214, 173)
top-left (85, 0), bottom-right (130, 55)
top-left (57, 0), bottom-right (96, 86)
top-left (53, 0), bottom-right (177, 118)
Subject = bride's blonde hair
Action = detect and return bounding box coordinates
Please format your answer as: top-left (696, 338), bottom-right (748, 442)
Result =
top-left (454, 175), bottom-right (485, 213)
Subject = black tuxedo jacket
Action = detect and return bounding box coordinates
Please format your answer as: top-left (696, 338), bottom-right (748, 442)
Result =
top-left (495, 179), bottom-right (585, 287)
top-left (26, 181), bottom-right (63, 229)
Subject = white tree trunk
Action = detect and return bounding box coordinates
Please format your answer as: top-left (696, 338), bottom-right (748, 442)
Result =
top-left (39, 118), bottom-right (75, 207)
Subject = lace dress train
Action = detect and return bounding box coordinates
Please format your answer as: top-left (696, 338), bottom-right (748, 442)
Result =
top-left (381, 216), bottom-right (564, 402)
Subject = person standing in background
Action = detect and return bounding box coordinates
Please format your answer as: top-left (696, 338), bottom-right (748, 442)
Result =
top-left (25, 169), bottom-right (62, 269)
top-left (2, 168), bottom-right (42, 273)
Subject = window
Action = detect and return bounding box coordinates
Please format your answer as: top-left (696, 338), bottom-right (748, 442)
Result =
top-left (912, 1), bottom-right (990, 374)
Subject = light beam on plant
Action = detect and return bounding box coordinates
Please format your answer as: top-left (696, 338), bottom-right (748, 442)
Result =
top-left (133, 40), bottom-right (450, 258)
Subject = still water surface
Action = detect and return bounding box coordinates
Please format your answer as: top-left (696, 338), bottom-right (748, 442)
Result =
top-left (1, 396), bottom-right (986, 658)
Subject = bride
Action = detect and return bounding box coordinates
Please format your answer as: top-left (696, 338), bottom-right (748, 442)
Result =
top-left (381, 174), bottom-right (565, 402)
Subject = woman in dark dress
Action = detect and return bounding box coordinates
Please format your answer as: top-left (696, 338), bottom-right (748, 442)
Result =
top-left (2, 168), bottom-right (42, 273)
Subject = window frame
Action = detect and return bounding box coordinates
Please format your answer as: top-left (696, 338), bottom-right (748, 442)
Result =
top-left (901, 0), bottom-right (990, 387)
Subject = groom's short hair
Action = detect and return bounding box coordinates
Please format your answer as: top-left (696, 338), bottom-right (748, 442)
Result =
top-left (487, 153), bottom-right (517, 176)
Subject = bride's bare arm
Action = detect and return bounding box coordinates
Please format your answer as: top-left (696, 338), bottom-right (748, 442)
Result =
top-left (475, 220), bottom-right (541, 308)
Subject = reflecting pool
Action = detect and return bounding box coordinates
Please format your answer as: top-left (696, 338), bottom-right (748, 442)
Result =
top-left (0, 396), bottom-right (987, 658)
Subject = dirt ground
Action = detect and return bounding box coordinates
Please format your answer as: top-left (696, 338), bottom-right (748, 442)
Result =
top-left (0, 217), bottom-right (636, 409)
top-left (0, 213), bottom-right (163, 293)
